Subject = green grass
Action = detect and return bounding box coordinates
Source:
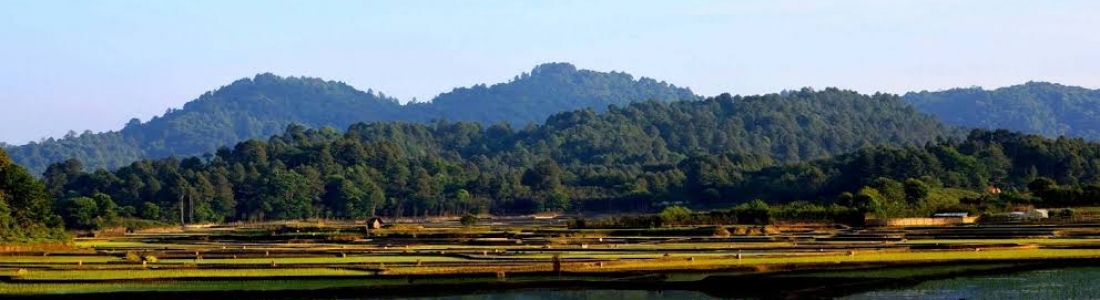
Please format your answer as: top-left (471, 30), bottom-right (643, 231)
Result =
top-left (502, 252), bottom-right (745, 260)
top-left (73, 239), bottom-right (173, 249)
top-left (905, 238), bottom-right (1100, 245)
top-left (600, 249), bottom-right (1100, 271)
top-left (0, 275), bottom-right (575, 295)
top-left (159, 255), bottom-right (467, 265)
top-left (0, 279), bottom-right (389, 294)
top-left (9, 268), bottom-right (371, 281)
top-left (0, 256), bottom-right (121, 264)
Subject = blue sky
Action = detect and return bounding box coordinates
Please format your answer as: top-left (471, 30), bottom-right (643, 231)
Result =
top-left (2, 0), bottom-right (1099, 145)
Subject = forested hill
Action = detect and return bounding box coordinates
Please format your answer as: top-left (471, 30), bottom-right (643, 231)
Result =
top-left (7, 74), bottom-right (403, 175)
top-left (7, 63), bottom-right (696, 175)
top-left (904, 82), bottom-right (1100, 140)
top-left (404, 63), bottom-right (699, 124)
top-left (45, 88), bottom-right (957, 223)
top-left (732, 129), bottom-right (1100, 218)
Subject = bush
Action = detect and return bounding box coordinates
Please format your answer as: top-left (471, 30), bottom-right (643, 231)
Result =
top-left (1060, 208), bottom-right (1076, 218)
top-left (460, 215), bottom-right (479, 226)
top-left (659, 206), bottom-right (692, 226)
top-left (712, 226), bottom-right (731, 237)
top-left (124, 251), bottom-right (141, 263)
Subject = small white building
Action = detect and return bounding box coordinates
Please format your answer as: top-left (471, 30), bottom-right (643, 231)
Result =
top-left (932, 212), bottom-right (969, 218)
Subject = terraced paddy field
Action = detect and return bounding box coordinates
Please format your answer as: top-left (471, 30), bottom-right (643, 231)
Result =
top-left (5, 221), bottom-right (1100, 299)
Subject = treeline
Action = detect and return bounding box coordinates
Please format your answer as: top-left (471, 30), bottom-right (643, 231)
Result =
top-left (0, 149), bottom-right (66, 242)
top-left (570, 201), bottom-right (862, 229)
top-left (42, 88), bottom-right (954, 227)
top-left (8, 63), bottom-right (697, 174)
top-left (905, 82), bottom-right (1100, 140)
top-left (734, 129), bottom-right (1100, 218)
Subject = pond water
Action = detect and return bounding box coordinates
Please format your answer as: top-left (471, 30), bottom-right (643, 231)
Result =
top-left (400, 289), bottom-right (724, 300)
top-left (841, 267), bottom-right (1100, 300)
top-left (392, 267), bottom-right (1100, 300)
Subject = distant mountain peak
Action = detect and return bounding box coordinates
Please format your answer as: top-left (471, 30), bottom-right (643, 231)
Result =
top-left (530, 62), bottom-right (578, 75)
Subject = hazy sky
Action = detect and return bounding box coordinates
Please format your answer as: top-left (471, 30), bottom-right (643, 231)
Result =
top-left (2, 0), bottom-right (1099, 145)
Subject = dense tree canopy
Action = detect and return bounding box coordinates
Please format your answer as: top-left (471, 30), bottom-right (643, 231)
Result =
top-left (8, 63), bottom-right (696, 175)
top-left (905, 82), bottom-right (1100, 140)
top-left (736, 129), bottom-right (1100, 216)
top-left (0, 148), bottom-right (66, 241)
top-left (42, 88), bottom-right (957, 224)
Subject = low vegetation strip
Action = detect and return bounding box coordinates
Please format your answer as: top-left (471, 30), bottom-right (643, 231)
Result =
top-left (157, 256), bottom-right (467, 265)
top-left (0, 278), bottom-right (413, 295)
top-left (7, 268), bottom-right (371, 281)
top-left (583, 249), bottom-right (1100, 272)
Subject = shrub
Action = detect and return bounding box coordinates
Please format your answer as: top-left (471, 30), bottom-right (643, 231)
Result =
top-left (712, 226), bottom-right (731, 237)
top-left (1060, 208), bottom-right (1076, 218)
top-left (659, 206), bottom-right (692, 226)
top-left (124, 251), bottom-right (141, 263)
top-left (460, 215), bottom-right (479, 226)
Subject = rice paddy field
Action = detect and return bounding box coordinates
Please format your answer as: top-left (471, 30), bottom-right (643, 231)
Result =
top-left (5, 219), bottom-right (1100, 299)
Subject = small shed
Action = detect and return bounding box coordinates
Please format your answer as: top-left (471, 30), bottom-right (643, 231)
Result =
top-left (932, 212), bottom-right (969, 218)
top-left (366, 217), bottom-right (385, 229)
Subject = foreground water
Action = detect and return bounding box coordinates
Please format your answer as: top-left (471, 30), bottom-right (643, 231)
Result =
top-left (389, 267), bottom-right (1100, 300)
top-left (400, 290), bottom-right (722, 300)
top-left (841, 267), bottom-right (1100, 300)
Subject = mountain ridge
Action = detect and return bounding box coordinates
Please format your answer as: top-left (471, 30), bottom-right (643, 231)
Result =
top-left (903, 81), bottom-right (1100, 139)
top-left (7, 63), bottom-right (697, 174)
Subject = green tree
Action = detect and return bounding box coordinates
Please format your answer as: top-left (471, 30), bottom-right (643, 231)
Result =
top-left (903, 178), bottom-right (931, 206)
top-left (64, 197), bottom-right (99, 230)
top-left (659, 205), bottom-right (692, 226)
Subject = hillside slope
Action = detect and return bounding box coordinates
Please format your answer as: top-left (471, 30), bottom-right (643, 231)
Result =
top-left (8, 63), bottom-right (696, 174)
top-left (904, 82), bottom-right (1100, 139)
top-left (45, 88), bottom-right (958, 221)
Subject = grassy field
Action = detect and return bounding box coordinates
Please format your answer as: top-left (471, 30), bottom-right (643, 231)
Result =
top-left (904, 238), bottom-right (1100, 245)
top-left (0, 256), bottom-right (121, 264)
top-left (9, 268), bottom-right (372, 281)
top-left (0, 278), bottom-right (393, 294)
top-left (5, 222), bottom-right (1100, 297)
top-left (159, 255), bottom-right (468, 265)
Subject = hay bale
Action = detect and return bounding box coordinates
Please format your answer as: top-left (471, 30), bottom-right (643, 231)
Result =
top-left (732, 227), bottom-right (749, 236)
top-left (713, 227), bottom-right (731, 237)
top-left (763, 226), bottom-right (781, 235)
